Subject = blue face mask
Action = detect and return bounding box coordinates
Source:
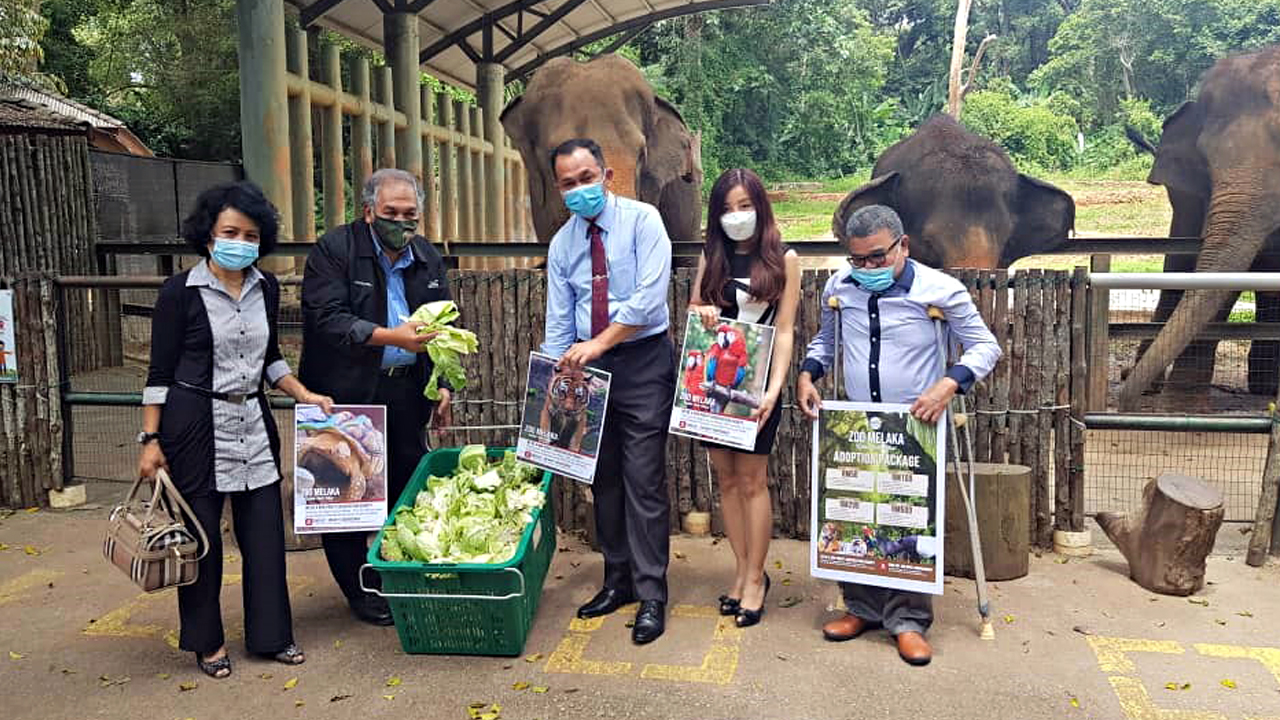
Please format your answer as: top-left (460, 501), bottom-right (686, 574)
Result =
top-left (850, 266), bottom-right (896, 293)
top-left (563, 182), bottom-right (606, 219)
top-left (210, 237), bottom-right (259, 271)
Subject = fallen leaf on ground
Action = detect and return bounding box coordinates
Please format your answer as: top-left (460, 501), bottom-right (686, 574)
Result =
top-left (1163, 682), bottom-right (1191, 691)
top-left (776, 653), bottom-right (789, 661)
top-left (1188, 598), bottom-right (1209, 606)
top-left (294, 700), bottom-right (305, 707)
top-left (1069, 698), bottom-right (1080, 708)
top-left (283, 677), bottom-right (298, 690)
top-left (569, 561), bottom-right (580, 568)
top-left (1237, 611), bottom-right (1254, 618)
top-left (333, 639), bottom-right (343, 649)
top-left (1221, 679), bottom-right (1237, 689)
top-left (774, 560), bottom-right (783, 569)
top-left (156, 673), bottom-right (171, 680)
top-left (259, 672), bottom-right (273, 680)
top-left (1003, 615), bottom-right (1016, 624)
top-left (382, 694), bottom-right (395, 700)
top-left (23, 545), bottom-right (39, 556)
top-left (501, 664), bottom-right (513, 670)
top-left (60, 668), bottom-right (75, 675)
top-left (1071, 626), bottom-right (1093, 636)
top-left (778, 596), bottom-right (803, 608)
top-left (385, 676), bottom-right (401, 687)
top-left (524, 653), bottom-right (542, 663)
top-left (781, 578), bottom-right (792, 586)
top-left (0, 543), bottom-right (8, 550)
top-left (330, 694), bottom-right (353, 702)
top-left (1056, 556), bottom-right (1069, 564)
top-left (673, 551), bottom-right (687, 560)
top-left (1215, 619), bottom-right (1227, 626)
top-left (564, 688), bottom-right (580, 693)
top-left (624, 620), bottom-right (635, 628)
top-left (554, 575), bottom-right (564, 580)
top-left (531, 686), bottom-right (548, 694)
top-left (9, 651), bottom-right (24, 660)
top-left (178, 681), bottom-right (197, 692)
top-left (25, 507), bottom-right (38, 513)
top-left (98, 675), bottom-right (130, 687)
top-left (512, 681), bottom-right (529, 691)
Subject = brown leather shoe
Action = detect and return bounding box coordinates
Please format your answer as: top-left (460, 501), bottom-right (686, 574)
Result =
top-left (895, 631), bottom-right (933, 666)
top-left (822, 613), bottom-right (877, 642)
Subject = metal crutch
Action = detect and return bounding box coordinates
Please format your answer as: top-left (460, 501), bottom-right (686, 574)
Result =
top-left (927, 306), bottom-right (994, 640)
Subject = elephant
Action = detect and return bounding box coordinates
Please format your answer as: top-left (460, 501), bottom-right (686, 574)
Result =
top-left (831, 114), bottom-right (1076, 269)
top-left (1118, 45), bottom-right (1280, 410)
top-left (500, 54), bottom-right (703, 245)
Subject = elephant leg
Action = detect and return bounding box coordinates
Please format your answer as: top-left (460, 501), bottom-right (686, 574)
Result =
top-left (1166, 297), bottom-right (1233, 390)
top-left (1132, 255), bottom-right (1193, 392)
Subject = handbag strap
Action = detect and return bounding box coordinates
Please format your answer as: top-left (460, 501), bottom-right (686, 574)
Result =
top-left (153, 469), bottom-right (210, 562)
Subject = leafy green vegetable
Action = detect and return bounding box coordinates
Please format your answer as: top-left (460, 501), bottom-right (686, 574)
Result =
top-left (408, 301), bottom-right (480, 401)
top-left (377, 446), bottom-right (544, 565)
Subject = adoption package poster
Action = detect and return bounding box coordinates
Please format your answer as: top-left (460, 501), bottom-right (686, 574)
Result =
top-left (668, 313), bottom-right (776, 451)
top-left (809, 402), bottom-right (946, 595)
top-left (0, 290), bottom-right (16, 384)
top-left (516, 352), bottom-right (611, 484)
top-left (293, 404), bottom-right (389, 534)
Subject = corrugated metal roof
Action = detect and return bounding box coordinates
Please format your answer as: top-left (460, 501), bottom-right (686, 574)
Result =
top-left (296, 0), bottom-right (769, 90)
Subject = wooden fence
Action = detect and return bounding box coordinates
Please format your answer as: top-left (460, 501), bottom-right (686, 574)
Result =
top-left (435, 267), bottom-right (1087, 544)
top-left (0, 276), bottom-right (63, 507)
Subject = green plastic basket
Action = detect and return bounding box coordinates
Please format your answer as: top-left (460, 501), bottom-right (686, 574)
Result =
top-left (362, 447), bottom-right (555, 656)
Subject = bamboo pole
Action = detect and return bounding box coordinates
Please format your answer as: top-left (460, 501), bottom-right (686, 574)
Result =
top-left (440, 93), bottom-right (458, 244)
top-left (349, 56), bottom-right (374, 218)
top-left (421, 86), bottom-right (438, 243)
top-left (458, 101), bottom-right (475, 244)
top-left (286, 27), bottom-right (316, 241)
top-left (320, 41), bottom-right (345, 233)
top-left (471, 106), bottom-right (486, 246)
top-left (378, 65), bottom-right (396, 170)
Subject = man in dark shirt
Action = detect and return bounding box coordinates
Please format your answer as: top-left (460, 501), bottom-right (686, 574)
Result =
top-left (300, 168), bottom-right (453, 625)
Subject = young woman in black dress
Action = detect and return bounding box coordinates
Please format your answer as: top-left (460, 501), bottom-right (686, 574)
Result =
top-left (688, 168), bottom-right (800, 627)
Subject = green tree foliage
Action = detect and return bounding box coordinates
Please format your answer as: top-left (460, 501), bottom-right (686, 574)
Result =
top-left (1, 0), bottom-right (50, 79)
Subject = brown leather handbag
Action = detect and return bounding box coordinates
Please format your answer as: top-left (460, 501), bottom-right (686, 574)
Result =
top-left (103, 469), bottom-right (208, 592)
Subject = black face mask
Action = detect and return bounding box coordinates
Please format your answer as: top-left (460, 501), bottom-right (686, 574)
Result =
top-left (371, 216), bottom-right (417, 250)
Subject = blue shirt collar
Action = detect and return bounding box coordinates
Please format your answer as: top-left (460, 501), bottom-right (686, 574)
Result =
top-left (577, 193), bottom-right (618, 236)
top-left (370, 227), bottom-right (415, 270)
top-left (843, 258), bottom-right (916, 294)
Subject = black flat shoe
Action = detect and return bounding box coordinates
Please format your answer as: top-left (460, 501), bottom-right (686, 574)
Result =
top-left (195, 650), bottom-right (232, 679)
top-left (577, 587), bottom-right (635, 619)
top-left (632, 600), bottom-right (666, 644)
top-left (735, 573), bottom-right (771, 628)
top-left (350, 595), bottom-right (394, 626)
top-left (717, 594), bottom-right (741, 616)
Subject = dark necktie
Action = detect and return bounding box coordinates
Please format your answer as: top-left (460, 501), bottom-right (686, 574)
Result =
top-left (588, 222), bottom-right (609, 338)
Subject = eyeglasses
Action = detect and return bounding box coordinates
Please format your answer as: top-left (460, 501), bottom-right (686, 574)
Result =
top-left (848, 236), bottom-right (903, 268)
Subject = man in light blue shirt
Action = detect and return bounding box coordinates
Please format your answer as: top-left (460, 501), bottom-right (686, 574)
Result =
top-left (541, 139), bottom-right (675, 645)
top-left (373, 227), bottom-right (416, 369)
top-left (797, 205), bottom-right (1001, 666)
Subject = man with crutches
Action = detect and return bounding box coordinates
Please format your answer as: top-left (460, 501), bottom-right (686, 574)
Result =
top-left (797, 205), bottom-right (1001, 666)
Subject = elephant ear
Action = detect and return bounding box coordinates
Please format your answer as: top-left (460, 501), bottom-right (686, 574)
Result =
top-left (1148, 101), bottom-right (1211, 198)
top-left (832, 172), bottom-right (900, 241)
top-left (1008, 174), bottom-right (1075, 262)
top-left (499, 94), bottom-right (549, 211)
top-left (652, 97), bottom-right (701, 183)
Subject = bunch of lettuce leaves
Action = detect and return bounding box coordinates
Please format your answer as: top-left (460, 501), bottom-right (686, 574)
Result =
top-left (378, 446), bottom-right (544, 565)
top-left (408, 300), bottom-right (479, 400)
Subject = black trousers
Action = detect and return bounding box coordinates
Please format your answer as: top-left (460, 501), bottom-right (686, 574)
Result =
top-left (591, 333), bottom-right (676, 602)
top-left (178, 482), bottom-right (294, 655)
top-left (322, 373), bottom-right (430, 602)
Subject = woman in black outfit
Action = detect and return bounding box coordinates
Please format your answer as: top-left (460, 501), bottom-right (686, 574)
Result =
top-left (688, 168), bottom-right (800, 628)
top-left (136, 182), bottom-right (333, 678)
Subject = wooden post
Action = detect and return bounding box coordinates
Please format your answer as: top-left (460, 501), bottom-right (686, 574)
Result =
top-left (477, 61), bottom-right (506, 242)
top-left (1069, 267), bottom-right (1088, 532)
top-left (944, 462), bottom-right (1031, 581)
top-left (991, 271), bottom-right (1010, 463)
top-left (1054, 272), bottom-right (1072, 532)
top-left (470, 106), bottom-right (485, 245)
top-left (349, 56), bottom-right (374, 218)
top-left (378, 66), bottom-right (396, 170)
top-left (458, 100), bottom-right (474, 242)
top-left (385, 9), bottom-right (422, 181)
top-left (439, 92), bottom-right (457, 243)
top-left (421, 86), bottom-right (438, 242)
top-left (285, 26), bottom-right (315, 241)
top-left (1024, 270), bottom-right (1044, 545)
top-left (1038, 271), bottom-right (1058, 548)
top-left (320, 41), bottom-right (345, 233)
top-left (236, 0), bottom-right (292, 240)
top-left (1247, 372), bottom-right (1280, 565)
top-left (1088, 254), bottom-right (1111, 410)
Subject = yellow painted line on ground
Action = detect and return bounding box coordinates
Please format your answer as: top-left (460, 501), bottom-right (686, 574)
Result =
top-left (641, 644), bottom-right (740, 685)
top-left (545, 632), bottom-right (633, 676)
top-left (670, 604), bottom-right (721, 620)
top-left (0, 570), bottom-right (62, 606)
top-left (1087, 636), bottom-right (1186, 674)
top-left (1195, 643), bottom-right (1280, 687)
top-left (1107, 676), bottom-right (1228, 720)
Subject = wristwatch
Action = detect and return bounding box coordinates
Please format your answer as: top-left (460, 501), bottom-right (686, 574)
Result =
top-left (136, 431), bottom-right (161, 445)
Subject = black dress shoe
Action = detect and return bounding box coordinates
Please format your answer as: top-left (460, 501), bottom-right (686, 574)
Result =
top-left (632, 601), bottom-right (666, 644)
top-left (577, 587), bottom-right (635, 619)
top-left (350, 595), bottom-right (394, 626)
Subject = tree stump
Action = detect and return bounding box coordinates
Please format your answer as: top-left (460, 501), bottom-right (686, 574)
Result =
top-left (1096, 473), bottom-right (1224, 596)
top-left (944, 463), bottom-right (1031, 581)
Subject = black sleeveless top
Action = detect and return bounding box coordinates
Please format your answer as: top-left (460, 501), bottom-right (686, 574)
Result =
top-left (720, 251), bottom-right (777, 326)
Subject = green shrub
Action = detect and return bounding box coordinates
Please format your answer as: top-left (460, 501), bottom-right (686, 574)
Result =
top-left (961, 88), bottom-right (1081, 171)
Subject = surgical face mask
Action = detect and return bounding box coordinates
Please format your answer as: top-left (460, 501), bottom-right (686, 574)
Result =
top-left (720, 210), bottom-right (757, 241)
top-left (849, 266), bottom-right (896, 293)
top-left (563, 182), bottom-right (606, 219)
top-left (210, 237), bottom-right (259, 271)
top-left (372, 216), bottom-right (418, 251)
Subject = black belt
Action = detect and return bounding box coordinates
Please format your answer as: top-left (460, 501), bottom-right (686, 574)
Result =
top-left (176, 381), bottom-right (263, 405)
top-left (582, 330), bottom-right (668, 355)
top-left (379, 365), bottom-right (414, 378)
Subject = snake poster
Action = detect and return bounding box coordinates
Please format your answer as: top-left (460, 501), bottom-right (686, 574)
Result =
top-left (516, 352), bottom-right (611, 484)
top-left (293, 404), bottom-right (389, 534)
top-left (810, 402), bottom-right (946, 595)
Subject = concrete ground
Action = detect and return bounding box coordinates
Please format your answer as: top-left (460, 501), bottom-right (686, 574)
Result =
top-left (2, 490), bottom-right (1279, 720)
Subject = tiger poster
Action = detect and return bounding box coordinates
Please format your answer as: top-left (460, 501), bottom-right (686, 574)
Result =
top-left (292, 405), bottom-right (388, 534)
top-left (516, 352), bottom-right (611, 484)
top-left (809, 402), bottom-right (946, 595)
top-left (668, 313), bottom-right (776, 451)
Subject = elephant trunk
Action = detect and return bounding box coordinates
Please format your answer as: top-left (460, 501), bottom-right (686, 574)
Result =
top-left (601, 143), bottom-right (640, 201)
top-left (1117, 173), bottom-right (1275, 410)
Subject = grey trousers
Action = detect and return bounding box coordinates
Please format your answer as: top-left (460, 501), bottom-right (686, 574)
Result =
top-left (840, 581), bottom-right (933, 635)
top-left (591, 333), bottom-right (675, 603)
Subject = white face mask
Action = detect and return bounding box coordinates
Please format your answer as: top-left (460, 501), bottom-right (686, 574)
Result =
top-left (720, 210), bottom-right (757, 242)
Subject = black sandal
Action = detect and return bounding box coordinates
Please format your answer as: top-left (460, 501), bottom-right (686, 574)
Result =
top-left (265, 643), bottom-right (306, 665)
top-left (195, 651), bottom-right (232, 679)
top-left (735, 573), bottom-right (771, 628)
top-left (717, 595), bottom-right (741, 616)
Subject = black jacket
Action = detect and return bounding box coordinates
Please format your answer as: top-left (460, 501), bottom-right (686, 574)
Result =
top-left (299, 220), bottom-right (451, 404)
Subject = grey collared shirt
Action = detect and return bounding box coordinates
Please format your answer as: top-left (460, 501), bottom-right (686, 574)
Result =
top-left (144, 260), bottom-right (291, 492)
top-left (801, 259), bottom-right (1001, 404)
